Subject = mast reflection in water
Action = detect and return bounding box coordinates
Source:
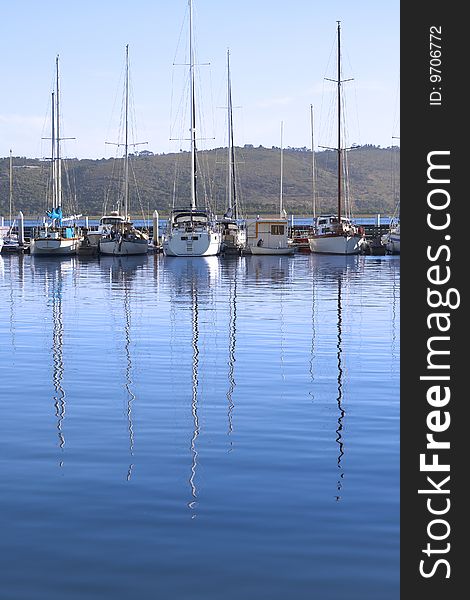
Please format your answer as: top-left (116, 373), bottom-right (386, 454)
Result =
top-left (101, 255), bottom-right (145, 481)
top-left (335, 274), bottom-right (345, 500)
top-left (41, 259), bottom-right (73, 461)
top-left (189, 276), bottom-right (200, 510)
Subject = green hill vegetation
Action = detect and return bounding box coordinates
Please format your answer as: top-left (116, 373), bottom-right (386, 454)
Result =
top-left (0, 144), bottom-right (399, 220)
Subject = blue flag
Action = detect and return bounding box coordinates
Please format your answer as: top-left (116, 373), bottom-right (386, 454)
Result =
top-left (47, 206), bottom-right (63, 224)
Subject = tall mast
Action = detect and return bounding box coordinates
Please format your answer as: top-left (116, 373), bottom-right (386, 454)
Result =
top-left (279, 121), bottom-right (284, 217)
top-left (55, 55), bottom-right (62, 209)
top-left (51, 91), bottom-right (56, 208)
top-left (227, 48), bottom-right (237, 218)
top-left (227, 49), bottom-right (232, 215)
top-left (310, 104), bottom-right (316, 220)
top-left (124, 44), bottom-right (129, 219)
top-left (189, 0), bottom-right (197, 210)
top-left (336, 21), bottom-right (342, 222)
top-left (9, 149), bottom-right (13, 226)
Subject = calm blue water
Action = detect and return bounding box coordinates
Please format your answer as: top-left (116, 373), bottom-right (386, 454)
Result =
top-left (0, 251), bottom-right (399, 600)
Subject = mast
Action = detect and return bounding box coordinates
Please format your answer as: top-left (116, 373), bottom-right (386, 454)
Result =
top-left (279, 121), bottom-right (284, 217)
top-left (227, 49), bottom-right (237, 218)
top-left (55, 55), bottom-right (62, 210)
top-left (9, 149), bottom-right (13, 227)
top-left (227, 49), bottom-right (232, 215)
top-left (310, 105), bottom-right (316, 220)
top-left (336, 21), bottom-right (342, 222)
top-left (189, 0), bottom-right (197, 210)
top-left (124, 44), bottom-right (129, 219)
top-left (51, 91), bottom-right (56, 209)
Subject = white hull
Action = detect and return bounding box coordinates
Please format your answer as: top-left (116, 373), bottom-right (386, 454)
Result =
top-left (250, 245), bottom-right (294, 255)
top-left (385, 235), bottom-right (400, 254)
top-left (30, 237), bottom-right (81, 256)
top-left (85, 232), bottom-right (102, 247)
top-left (1, 233), bottom-right (19, 252)
top-left (382, 226), bottom-right (400, 254)
top-left (164, 230), bottom-right (220, 257)
top-left (309, 234), bottom-right (363, 255)
top-left (99, 238), bottom-right (148, 256)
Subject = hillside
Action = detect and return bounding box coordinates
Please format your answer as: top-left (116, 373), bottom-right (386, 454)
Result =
top-left (0, 145), bottom-right (399, 219)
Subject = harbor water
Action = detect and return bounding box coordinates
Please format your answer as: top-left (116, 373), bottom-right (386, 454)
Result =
top-left (0, 251), bottom-right (399, 599)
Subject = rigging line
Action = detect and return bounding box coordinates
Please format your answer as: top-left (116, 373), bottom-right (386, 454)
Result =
top-left (128, 158), bottom-right (147, 222)
top-left (105, 53), bottom-right (127, 157)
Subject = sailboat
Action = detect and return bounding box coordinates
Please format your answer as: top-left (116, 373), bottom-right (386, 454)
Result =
top-left (99, 45), bottom-right (149, 256)
top-left (219, 49), bottom-right (246, 254)
top-left (30, 56), bottom-right (82, 257)
top-left (248, 121), bottom-right (294, 255)
top-left (163, 0), bottom-right (221, 257)
top-left (288, 105), bottom-right (317, 252)
top-left (382, 142), bottom-right (400, 254)
top-left (308, 23), bottom-right (365, 255)
top-left (2, 150), bottom-right (19, 252)
top-left (382, 211), bottom-right (400, 254)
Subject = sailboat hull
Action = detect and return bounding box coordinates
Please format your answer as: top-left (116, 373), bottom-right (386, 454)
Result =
top-left (309, 234), bottom-right (364, 255)
top-left (30, 237), bottom-right (81, 256)
top-left (164, 230), bottom-right (221, 257)
top-left (382, 222), bottom-right (400, 254)
top-left (383, 233), bottom-right (400, 254)
top-left (99, 238), bottom-right (148, 256)
top-left (250, 245), bottom-right (294, 255)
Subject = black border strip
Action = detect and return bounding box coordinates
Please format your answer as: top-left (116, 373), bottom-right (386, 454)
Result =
top-left (401, 3), bottom-right (463, 597)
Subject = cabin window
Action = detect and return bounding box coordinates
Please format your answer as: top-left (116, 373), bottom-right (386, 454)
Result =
top-left (271, 225), bottom-right (285, 235)
top-left (318, 219), bottom-right (327, 225)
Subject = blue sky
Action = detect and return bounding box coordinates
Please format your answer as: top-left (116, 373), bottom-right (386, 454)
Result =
top-left (0, 0), bottom-right (399, 159)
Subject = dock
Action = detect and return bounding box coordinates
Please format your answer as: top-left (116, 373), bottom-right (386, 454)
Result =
top-left (2, 222), bottom-right (392, 256)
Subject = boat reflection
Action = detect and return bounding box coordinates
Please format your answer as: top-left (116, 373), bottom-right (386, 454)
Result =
top-left (188, 278), bottom-right (199, 509)
top-left (98, 253), bottom-right (148, 284)
top-left (244, 253), bottom-right (292, 284)
top-left (307, 255), bottom-right (358, 501)
top-left (31, 257), bottom-right (76, 463)
top-left (99, 254), bottom-right (147, 480)
top-left (335, 274), bottom-right (345, 501)
top-left (220, 258), bottom-right (242, 449)
top-left (124, 282), bottom-right (135, 481)
top-left (164, 257), bottom-right (219, 513)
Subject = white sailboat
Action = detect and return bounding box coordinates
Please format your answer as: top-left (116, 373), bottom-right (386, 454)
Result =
top-left (99, 45), bottom-right (149, 256)
top-left (219, 49), bottom-right (246, 254)
top-left (248, 121), bottom-right (294, 255)
top-left (30, 56), bottom-right (82, 256)
top-left (163, 0), bottom-right (221, 257)
top-left (382, 211), bottom-right (400, 254)
top-left (308, 22), bottom-right (365, 255)
top-left (382, 141), bottom-right (400, 254)
top-left (1, 150), bottom-right (19, 252)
